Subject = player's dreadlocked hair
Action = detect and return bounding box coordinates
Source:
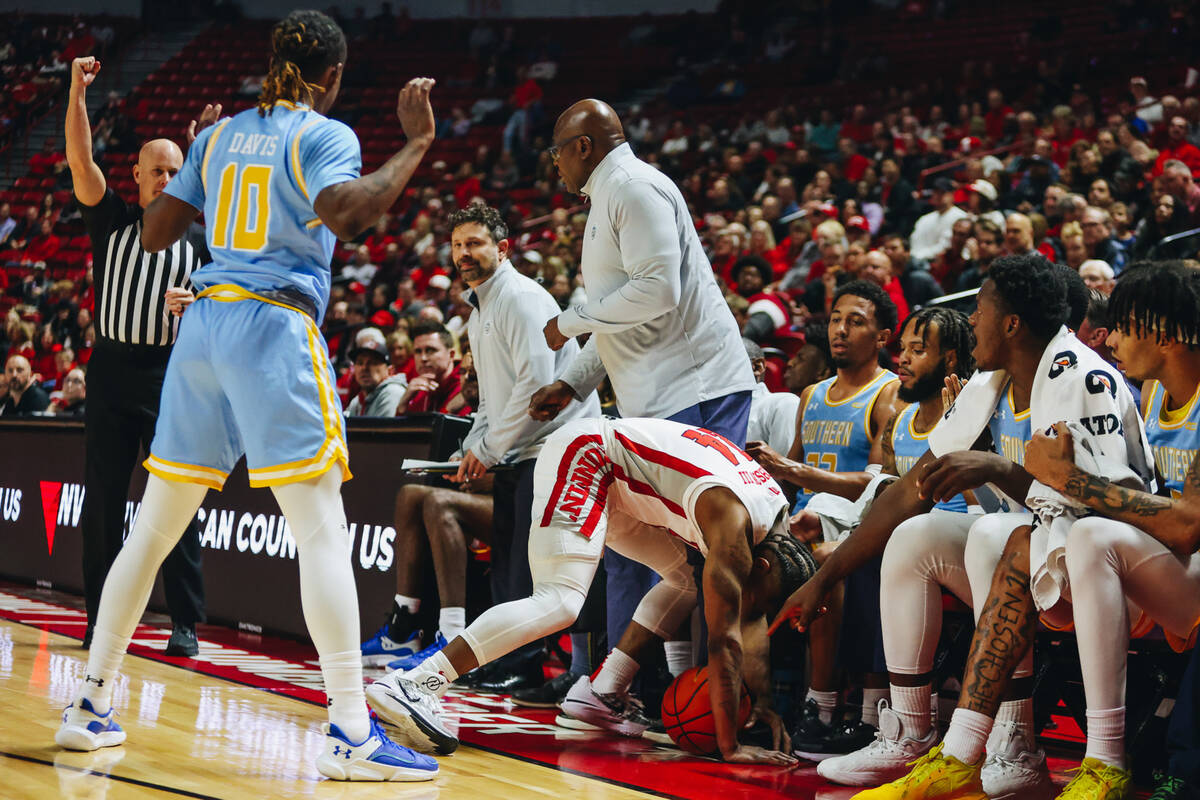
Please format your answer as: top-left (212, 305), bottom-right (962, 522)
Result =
top-left (901, 306), bottom-right (976, 377)
top-left (1108, 260), bottom-right (1200, 348)
top-left (752, 529), bottom-right (819, 605)
top-left (258, 10), bottom-right (347, 116)
top-left (987, 254), bottom-right (1071, 342)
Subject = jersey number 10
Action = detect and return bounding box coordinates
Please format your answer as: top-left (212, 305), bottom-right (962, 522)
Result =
top-left (211, 163), bottom-right (272, 252)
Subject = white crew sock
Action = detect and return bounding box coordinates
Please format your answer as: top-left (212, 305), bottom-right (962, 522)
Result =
top-left (394, 594), bottom-right (421, 613)
top-left (321, 649), bottom-right (371, 743)
top-left (1084, 706), bottom-right (1126, 768)
top-left (806, 689), bottom-right (839, 725)
top-left (942, 708), bottom-right (993, 765)
top-left (438, 606), bottom-right (466, 640)
top-left (995, 697), bottom-right (1035, 736)
top-left (889, 683), bottom-right (932, 738)
top-left (592, 648), bottom-right (640, 696)
top-left (664, 641), bottom-right (693, 677)
top-left (406, 650), bottom-right (459, 698)
top-left (862, 687), bottom-right (889, 728)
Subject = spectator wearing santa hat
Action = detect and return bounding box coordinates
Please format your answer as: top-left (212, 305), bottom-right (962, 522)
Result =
top-left (966, 178), bottom-right (1005, 228)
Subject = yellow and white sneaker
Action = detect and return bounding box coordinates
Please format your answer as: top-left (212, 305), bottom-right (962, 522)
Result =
top-left (1056, 757), bottom-right (1133, 799)
top-left (850, 743), bottom-right (987, 800)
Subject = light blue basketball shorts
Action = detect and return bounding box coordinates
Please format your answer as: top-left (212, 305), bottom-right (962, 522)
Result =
top-left (145, 284), bottom-right (351, 490)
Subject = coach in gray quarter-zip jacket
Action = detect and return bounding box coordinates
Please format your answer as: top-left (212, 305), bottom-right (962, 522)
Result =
top-left (530, 99), bottom-right (756, 675)
top-left (449, 201), bottom-right (600, 689)
top-left (533, 100), bottom-right (755, 430)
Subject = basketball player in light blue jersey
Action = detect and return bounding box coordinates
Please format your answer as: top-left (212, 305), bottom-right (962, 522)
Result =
top-left (780, 257), bottom-right (1077, 797)
top-left (1024, 261), bottom-right (1200, 798)
top-left (882, 307), bottom-right (976, 515)
top-left (748, 279), bottom-right (899, 758)
top-left (748, 280), bottom-right (900, 511)
top-left (55, 11), bottom-right (440, 782)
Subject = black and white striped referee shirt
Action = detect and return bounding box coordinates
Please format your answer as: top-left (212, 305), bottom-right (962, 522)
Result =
top-left (78, 188), bottom-right (209, 346)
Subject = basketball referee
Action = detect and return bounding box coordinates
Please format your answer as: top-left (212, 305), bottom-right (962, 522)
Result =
top-left (66, 56), bottom-right (206, 655)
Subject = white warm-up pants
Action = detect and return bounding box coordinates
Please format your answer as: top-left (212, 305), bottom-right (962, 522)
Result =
top-left (880, 511), bottom-right (1034, 679)
top-left (460, 508), bottom-right (697, 666)
top-left (1065, 517), bottom-right (1200, 710)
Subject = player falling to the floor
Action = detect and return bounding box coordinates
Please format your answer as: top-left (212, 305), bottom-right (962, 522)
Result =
top-left (369, 416), bottom-right (816, 765)
top-left (54, 10), bottom-right (441, 782)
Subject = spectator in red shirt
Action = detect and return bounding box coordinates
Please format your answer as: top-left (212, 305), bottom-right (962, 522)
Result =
top-left (364, 215), bottom-right (394, 263)
top-left (22, 218), bottom-right (61, 264)
top-left (1153, 116), bottom-right (1200, 178)
top-left (29, 137), bottom-right (66, 175)
top-left (839, 104), bottom-right (873, 143)
top-left (861, 249), bottom-right (909, 321)
top-left (837, 137), bottom-right (870, 182)
top-left (395, 320), bottom-right (462, 415)
top-left (983, 89), bottom-right (1013, 143)
top-left (1051, 107), bottom-right (1087, 165)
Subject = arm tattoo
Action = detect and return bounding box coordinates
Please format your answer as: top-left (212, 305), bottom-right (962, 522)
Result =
top-left (1061, 465), bottom-right (1173, 518)
top-left (959, 546), bottom-right (1036, 717)
top-left (880, 415), bottom-right (898, 476)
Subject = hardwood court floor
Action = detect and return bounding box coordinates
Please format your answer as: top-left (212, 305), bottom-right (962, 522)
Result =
top-left (0, 584), bottom-right (1118, 800)
top-left (0, 620), bottom-right (659, 800)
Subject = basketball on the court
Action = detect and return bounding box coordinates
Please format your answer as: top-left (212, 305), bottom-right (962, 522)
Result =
top-left (660, 665), bottom-right (751, 755)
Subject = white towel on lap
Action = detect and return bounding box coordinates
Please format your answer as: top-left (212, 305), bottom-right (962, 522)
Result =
top-left (929, 326), bottom-right (1156, 610)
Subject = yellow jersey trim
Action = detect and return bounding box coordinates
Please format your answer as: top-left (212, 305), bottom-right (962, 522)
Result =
top-left (200, 118), bottom-right (233, 194)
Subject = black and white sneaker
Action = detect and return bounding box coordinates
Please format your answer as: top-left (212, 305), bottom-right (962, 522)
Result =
top-left (367, 672), bottom-right (459, 756)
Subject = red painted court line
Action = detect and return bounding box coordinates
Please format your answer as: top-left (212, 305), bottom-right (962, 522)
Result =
top-left (1, 584), bottom-right (1102, 799)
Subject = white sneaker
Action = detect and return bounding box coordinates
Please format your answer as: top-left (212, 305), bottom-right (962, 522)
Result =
top-left (55, 699), bottom-right (127, 751)
top-left (553, 710), bottom-right (602, 731)
top-left (367, 671), bottom-right (458, 756)
top-left (981, 720), bottom-right (1056, 800)
top-left (815, 700), bottom-right (937, 786)
top-left (558, 675), bottom-right (650, 737)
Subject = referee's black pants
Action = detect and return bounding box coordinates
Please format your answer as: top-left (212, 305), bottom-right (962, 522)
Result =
top-left (81, 339), bottom-right (205, 629)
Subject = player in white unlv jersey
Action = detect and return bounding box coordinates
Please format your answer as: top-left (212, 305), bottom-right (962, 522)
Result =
top-left (369, 417), bottom-right (816, 766)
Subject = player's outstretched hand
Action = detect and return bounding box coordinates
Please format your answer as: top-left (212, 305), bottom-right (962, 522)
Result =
top-left (744, 440), bottom-right (789, 479)
top-left (528, 380), bottom-right (575, 421)
top-left (71, 57), bottom-right (101, 91)
top-left (397, 77), bottom-right (436, 145)
top-left (187, 103), bottom-right (223, 145)
top-left (723, 744), bottom-right (799, 767)
top-left (787, 510), bottom-right (822, 543)
top-left (768, 578), bottom-right (828, 635)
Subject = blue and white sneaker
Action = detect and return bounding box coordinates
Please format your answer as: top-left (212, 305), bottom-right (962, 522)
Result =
top-left (387, 632), bottom-right (447, 671)
top-left (316, 717), bottom-right (439, 781)
top-left (55, 698), bottom-right (126, 751)
top-left (361, 624), bottom-right (421, 667)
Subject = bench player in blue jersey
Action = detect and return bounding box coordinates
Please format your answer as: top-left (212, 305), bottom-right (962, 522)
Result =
top-left (54, 10), bottom-right (440, 782)
top-left (776, 257), bottom-right (1080, 797)
top-left (746, 279), bottom-right (900, 758)
top-left (881, 308), bottom-right (976, 514)
top-left (1023, 261), bottom-right (1200, 799)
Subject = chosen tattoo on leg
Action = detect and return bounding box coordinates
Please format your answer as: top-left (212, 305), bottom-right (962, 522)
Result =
top-left (959, 531), bottom-right (1036, 717)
